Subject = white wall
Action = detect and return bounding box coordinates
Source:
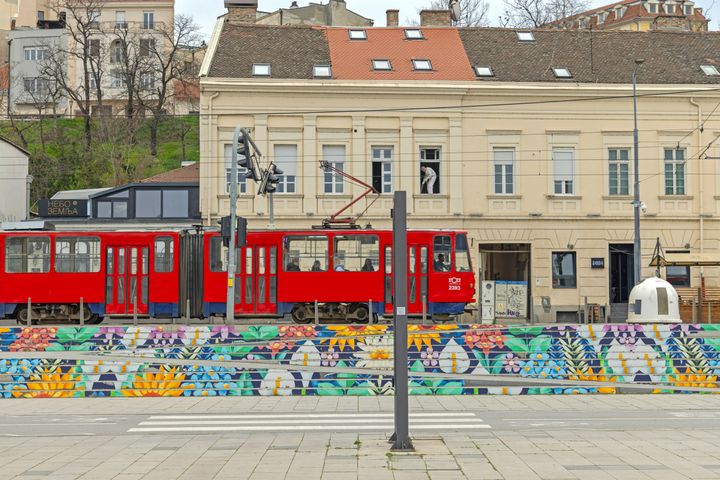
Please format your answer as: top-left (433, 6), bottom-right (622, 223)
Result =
top-left (0, 140), bottom-right (29, 222)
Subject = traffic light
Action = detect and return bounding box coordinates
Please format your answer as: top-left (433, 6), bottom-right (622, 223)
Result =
top-left (237, 131), bottom-right (259, 181)
top-left (258, 163), bottom-right (284, 195)
top-left (220, 216), bottom-right (231, 247)
top-left (237, 217), bottom-right (247, 247)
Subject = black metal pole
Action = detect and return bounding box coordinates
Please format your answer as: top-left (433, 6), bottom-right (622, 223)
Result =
top-left (392, 191), bottom-right (413, 452)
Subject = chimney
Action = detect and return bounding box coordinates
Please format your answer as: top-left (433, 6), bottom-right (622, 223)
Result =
top-left (420, 9), bottom-right (452, 26)
top-left (225, 0), bottom-right (258, 25)
top-left (386, 9), bottom-right (399, 27)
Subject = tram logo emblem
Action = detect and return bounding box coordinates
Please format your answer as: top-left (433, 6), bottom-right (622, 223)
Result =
top-left (448, 277), bottom-right (461, 291)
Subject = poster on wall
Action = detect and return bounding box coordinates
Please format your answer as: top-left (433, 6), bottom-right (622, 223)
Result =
top-left (495, 281), bottom-right (528, 319)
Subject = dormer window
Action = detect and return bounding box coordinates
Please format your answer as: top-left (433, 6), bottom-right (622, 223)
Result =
top-left (598, 12), bottom-right (606, 23)
top-left (666, 4), bottom-right (675, 14)
top-left (405, 29), bottom-right (424, 40)
top-left (349, 29), bottom-right (367, 40)
top-left (474, 66), bottom-right (494, 78)
top-left (313, 65), bottom-right (332, 78)
top-left (412, 59), bottom-right (433, 71)
top-left (616, 7), bottom-right (624, 18)
top-left (516, 31), bottom-right (535, 42)
top-left (701, 65), bottom-right (720, 76)
top-left (553, 67), bottom-right (572, 79)
top-left (648, 3), bottom-right (657, 14)
top-left (372, 59), bottom-right (392, 71)
top-left (252, 63), bottom-right (271, 76)
top-left (579, 18), bottom-right (586, 28)
top-left (685, 4), bottom-right (693, 15)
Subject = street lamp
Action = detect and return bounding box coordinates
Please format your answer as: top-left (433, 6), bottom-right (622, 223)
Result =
top-left (25, 175), bottom-right (34, 221)
top-left (632, 59), bottom-right (644, 286)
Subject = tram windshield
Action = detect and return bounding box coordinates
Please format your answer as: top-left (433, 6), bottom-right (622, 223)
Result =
top-left (456, 234), bottom-right (472, 272)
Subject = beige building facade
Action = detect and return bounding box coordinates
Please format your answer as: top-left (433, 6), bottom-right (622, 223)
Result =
top-left (200, 18), bottom-right (720, 322)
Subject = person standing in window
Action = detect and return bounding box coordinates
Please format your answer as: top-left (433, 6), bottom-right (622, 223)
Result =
top-left (421, 166), bottom-right (437, 194)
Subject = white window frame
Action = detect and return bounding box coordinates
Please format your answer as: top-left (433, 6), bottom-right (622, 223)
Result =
top-left (412, 59), bottom-right (432, 71)
top-left (143, 11), bottom-right (155, 29)
top-left (493, 148), bottom-right (515, 195)
top-left (608, 148), bottom-right (631, 196)
top-left (648, 3), bottom-right (657, 13)
top-left (372, 59), bottom-right (392, 71)
top-left (24, 47), bottom-right (49, 61)
top-left (553, 67), bottom-right (572, 78)
top-left (685, 4), bottom-right (693, 15)
top-left (252, 63), bottom-right (271, 76)
top-left (701, 65), bottom-right (719, 76)
top-left (516, 31), bottom-right (535, 42)
top-left (23, 77), bottom-right (48, 94)
top-left (420, 147), bottom-right (441, 195)
top-left (372, 146), bottom-right (393, 194)
top-left (140, 72), bottom-right (155, 90)
top-left (273, 144), bottom-right (298, 194)
top-left (475, 66), bottom-right (494, 77)
top-left (552, 148), bottom-right (575, 195)
top-left (224, 144), bottom-right (248, 195)
top-left (664, 148), bottom-right (686, 196)
top-left (109, 70), bottom-right (126, 89)
top-left (313, 65), bottom-right (332, 78)
top-left (348, 29), bottom-right (367, 40)
top-left (405, 29), bottom-right (424, 39)
top-left (115, 11), bottom-right (126, 28)
top-left (322, 145), bottom-right (345, 195)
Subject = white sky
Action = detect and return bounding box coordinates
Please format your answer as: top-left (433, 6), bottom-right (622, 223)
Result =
top-left (177, 0), bottom-right (719, 40)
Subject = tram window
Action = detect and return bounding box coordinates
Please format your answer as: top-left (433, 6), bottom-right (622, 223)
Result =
top-left (270, 247), bottom-right (277, 275)
top-left (284, 236), bottom-right (328, 272)
top-left (4, 237), bottom-right (50, 273)
top-left (55, 237), bottom-right (101, 273)
top-left (334, 235), bottom-right (379, 272)
top-left (154, 237), bottom-right (174, 273)
top-left (420, 247), bottom-right (428, 274)
top-left (385, 247), bottom-right (392, 274)
top-left (409, 247), bottom-right (416, 274)
top-left (210, 237), bottom-right (228, 272)
top-left (433, 236), bottom-right (452, 272)
top-left (455, 234), bottom-right (472, 272)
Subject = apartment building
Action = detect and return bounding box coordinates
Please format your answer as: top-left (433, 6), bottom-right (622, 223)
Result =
top-left (255, 0), bottom-right (373, 27)
top-left (7, 0), bottom-right (175, 115)
top-left (200, 4), bottom-right (720, 323)
top-left (0, 0), bottom-right (57, 61)
top-left (548, 0), bottom-right (709, 32)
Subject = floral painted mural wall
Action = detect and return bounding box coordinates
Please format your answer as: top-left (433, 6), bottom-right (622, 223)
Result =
top-left (1, 324), bottom-right (718, 397)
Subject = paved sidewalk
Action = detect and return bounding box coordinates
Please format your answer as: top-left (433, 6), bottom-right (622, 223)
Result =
top-left (1, 396), bottom-right (720, 479)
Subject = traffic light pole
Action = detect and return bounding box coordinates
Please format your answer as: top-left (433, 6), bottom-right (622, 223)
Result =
top-left (226, 126), bottom-right (243, 323)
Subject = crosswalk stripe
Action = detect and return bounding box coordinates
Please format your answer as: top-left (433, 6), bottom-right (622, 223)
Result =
top-left (139, 418), bottom-right (487, 426)
top-left (148, 413), bottom-right (477, 420)
top-left (128, 424), bottom-right (491, 433)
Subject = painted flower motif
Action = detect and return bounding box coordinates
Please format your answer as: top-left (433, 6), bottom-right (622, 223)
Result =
top-left (605, 342), bottom-right (666, 382)
top-left (183, 366), bottom-right (237, 397)
top-left (519, 350), bottom-right (566, 380)
top-left (603, 324), bottom-right (643, 334)
top-left (261, 341), bottom-right (288, 357)
top-left (279, 325), bottom-right (317, 341)
top-left (407, 325), bottom-right (456, 351)
top-left (438, 338), bottom-right (472, 374)
top-left (0, 383), bottom-right (26, 399)
top-left (325, 325), bottom-right (388, 351)
top-left (259, 369), bottom-right (296, 396)
top-left (615, 331), bottom-right (639, 351)
top-left (361, 375), bottom-right (394, 396)
top-left (355, 336), bottom-right (393, 369)
top-left (121, 368), bottom-right (186, 397)
top-left (421, 347), bottom-right (439, 368)
top-left (22, 372), bottom-right (85, 398)
top-left (464, 328), bottom-right (505, 356)
top-left (210, 325), bottom-right (239, 342)
top-left (321, 348), bottom-right (340, 367)
top-left (567, 369), bottom-right (617, 394)
top-left (503, 353), bottom-right (521, 374)
top-left (9, 328), bottom-right (57, 352)
top-left (0, 358), bottom-right (40, 376)
top-left (181, 327), bottom-right (211, 347)
top-left (289, 341), bottom-right (321, 367)
top-left (669, 368), bottom-right (718, 390)
top-left (94, 327), bottom-right (126, 342)
top-left (146, 326), bottom-right (186, 347)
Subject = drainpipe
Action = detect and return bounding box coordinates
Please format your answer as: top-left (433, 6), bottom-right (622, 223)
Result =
top-left (206, 91), bottom-right (220, 226)
top-left (690, 97), bottom-right (704, 280)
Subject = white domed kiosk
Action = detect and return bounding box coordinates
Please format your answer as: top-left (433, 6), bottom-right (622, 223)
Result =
top-left (627, 277), bottom-right (681, 324)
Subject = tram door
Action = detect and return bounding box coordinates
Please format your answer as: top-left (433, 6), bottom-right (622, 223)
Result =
top-left (105, 246), bottom-right (149, 315)
top-left (237, 245), bottom-right (278, 315)
top-left (408, 245), bottom-right (429, 314)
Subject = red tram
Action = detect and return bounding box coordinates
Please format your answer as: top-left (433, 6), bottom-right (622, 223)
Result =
top-left (0, 228), bottom-right (475, 324)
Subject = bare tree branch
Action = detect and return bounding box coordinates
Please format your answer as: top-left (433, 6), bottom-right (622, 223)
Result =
top-left (422, 0), bottom-right (490, 27)
top-left (502, 0), bottom-right (590, 28)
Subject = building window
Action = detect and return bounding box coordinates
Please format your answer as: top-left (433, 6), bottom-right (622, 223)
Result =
top-left (648, 3), bottom-right (657, 13)
top-left (154, 237), bottom-right (174, 273)
top-left (111, 40), bottom-right (124, 63)
top-left (348, 29), bottom-right (367, 40)
top-left (405, 29), bottom-right (424, 39)
top-left (372, 59), bottom-right (392, 71)
top-left (412, 59), bottom-right (432, 71)
top-left (284, 235), bottom-right (329, 272)
top-left (372, 147), bottom-right (393, 194)
top-left (252, 63), bottom-right (271, 76)
top-left (143, 11), bottom-right (155, 29)
top-left (493, 148), bottom-right (515, 194)
top-left (88, 10), bottom-right (100, 28)
top-left (37, 10), bottom-right (45, 21)
top-left (89, 39), bottom-right (100, 58)
top-left (420, 147), bottom-right (440, 195)
top-left (666, 4), bottom-right (674, 14)
top-left (685, 5), bottom-right (693, 15)
top-left (552, 148), bottom-right (575, 195)
top-left (322, 145), bottom-right (345, 194)
top-left (666, 265), bottom-right (691, 287)
top-left (4, 237), bottom-right (50, 273)
top-left (552, 252), bottom-right (577, 288)
top-left (115, 11), bottom-right (126, 28)
top-left (55, 237), bottom-right (101, 273)
top-left (553, 67), bottom-right (572, 78)
top-left (136, 190), bottom-right (162, 218)
top-left (273, 144), bottom-right (297, 194)
top-left (23, 77), bottom-right (49, 94)
top-left (664, 148), bottom-right (686, 195)
top-left (110, 70), bottom-right (126, 88)
top-left (140, 73), bottom-right (155, 89)
top-left (474, 66), bottom-right (494, 77)
top-left (516, 31), bottom-right (535, 42)
top-left (608, 148), bottom-right (630, 196)
top-left (139, 38), bottom-right (156, 57)
top-left (701, 65), bottom-right (719, 76)
top-left (24, 47), bottom-right (49, 61)
top-left (225, 144), bottom-right (247, 194)
top-left (313, 65), bottom-right (332, 78)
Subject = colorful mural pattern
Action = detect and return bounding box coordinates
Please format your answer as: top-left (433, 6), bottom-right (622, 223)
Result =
top-left (1, 324), bottom-right (720, 397)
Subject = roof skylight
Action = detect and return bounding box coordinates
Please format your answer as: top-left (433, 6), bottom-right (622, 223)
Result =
top-left (252, 63), bottom-right (271, 76)
top-left (516, 31), bottom-right (535, 42)
top-left (349, 29), bottom-right (367, 40)
top-left (372, 59), bottom-right (392, 71)
top-left (313, 65), bottom-right (332, 78)
top-left (412, 59), bottom-right (433, 71)
top-left (405, 29), bottom-right (424, 40)
top-left (553, 67), bottom-right (572, 78)
top-left (701, 65), bottom-right (720, 76)
top-left (475, 66), bottom-right (494, 77)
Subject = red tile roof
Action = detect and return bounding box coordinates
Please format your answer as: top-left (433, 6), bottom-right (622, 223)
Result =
top-left (550, 0), bottom-right (708, 29)
top-left (325, 27), bottom-right (475, 81)
top-left (140, 163), bottom-right (199, 184)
